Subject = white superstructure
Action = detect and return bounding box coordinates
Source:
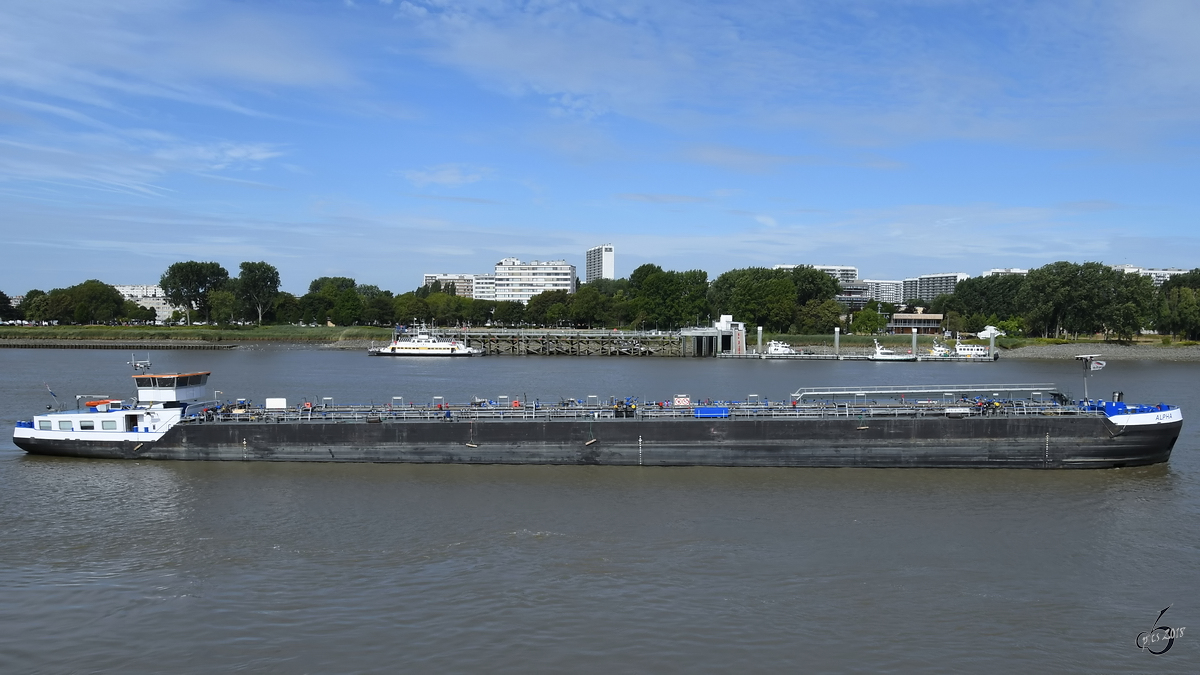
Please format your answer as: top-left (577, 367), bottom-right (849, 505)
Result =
top-left (368, 331), bottom-right (482, 357)
top-left (13, 370), bottom-right (217, 446)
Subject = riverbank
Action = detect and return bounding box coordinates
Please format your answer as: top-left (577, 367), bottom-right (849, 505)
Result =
top-left (6, 327), bottom-right (1200, 360)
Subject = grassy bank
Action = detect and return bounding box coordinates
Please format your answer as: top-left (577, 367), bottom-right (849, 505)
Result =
top-left (0, 325), bottom-right (394, 342)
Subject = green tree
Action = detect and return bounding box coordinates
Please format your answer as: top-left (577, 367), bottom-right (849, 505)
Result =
top-left (119, 300), bottom-right (157, 323)
top-left (16, 289), bottom-right (46, 320)
top-left (273, 292), bottom-right (301, 324)
top-left (850, 307), bottom-right (887, 334)
top-left (794, 299), bottom-right (844, 334)
top-left (526, 290), bottom-right (572, 326)
top-left (160, 261), bottom-right (230, 324)
top-left (0, 291), bottom-right (16, 320)
top-left (393, 293), bottom-right (431, 325)
top-left (208, 289), bottom-right (239, 326)
top-left (308, 277), bottom-right (356, 296)
top-left (569, 285), bottom-right (610, 327)
top-left (237, 261), bottom-right (280, 325)
top-left (492, 301), bottom-right (525, 326)
top-left (791, 266), bottom-right (841, 305)
top-left (329, 289), bottom-right (364, 326)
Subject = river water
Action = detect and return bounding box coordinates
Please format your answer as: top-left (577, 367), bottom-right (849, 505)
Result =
top-left (1, 347), bottom-right (1197, 673)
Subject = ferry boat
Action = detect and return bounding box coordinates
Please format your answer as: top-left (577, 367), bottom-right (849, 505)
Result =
top-left (368, 329), bottom-right (482, 357)
top-left (11, 365), bottom-right (1183, 469)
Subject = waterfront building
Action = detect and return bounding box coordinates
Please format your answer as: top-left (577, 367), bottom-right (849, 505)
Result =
top-left (421, 273), bottom-right (477, 298)
top-left (1110, 265), bottom-right (1190, 287)
top-left (494, 258), bottom-right (577, 304)
top-left (982, 268), bottom-right (1029, 277)
top-left (774, 264), bottom-right (859, 283)
top-left (585, 244), bottom-right (615, 283)
top-left (888, 309), bottom-right (944, 335)
top-left (902, 273), bottom-right (970, 302)
top-left (112, 284), bottom-right (179, 323)
top-left (861, 279), bottom-right (903, 305)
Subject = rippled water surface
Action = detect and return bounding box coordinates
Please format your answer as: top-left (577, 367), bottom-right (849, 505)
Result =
top-left (2, 348), bottom-right (1198, 673)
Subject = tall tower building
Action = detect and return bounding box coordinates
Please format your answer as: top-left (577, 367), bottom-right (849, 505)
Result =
top-left (585, 244), bottom-right (615, 283)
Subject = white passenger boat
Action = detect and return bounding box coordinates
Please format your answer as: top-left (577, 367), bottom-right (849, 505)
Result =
top-left (955, 340), bottom-right (990, 357)
top-left (869, 339), bottom-right (917, 361)
top-left (766, 340), bottom-right (798, 355)
top-left (368, 330), bottom-right (482, 357)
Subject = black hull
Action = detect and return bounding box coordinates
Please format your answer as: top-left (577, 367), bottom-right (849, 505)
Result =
top-left (14, 416), bottom-right (1181, 469)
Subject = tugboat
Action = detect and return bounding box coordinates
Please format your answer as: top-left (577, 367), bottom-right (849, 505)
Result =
top-left (368, 327), bottom-right (482, 357)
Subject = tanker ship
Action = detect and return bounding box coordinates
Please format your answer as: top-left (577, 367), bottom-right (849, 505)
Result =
top-left (11, 367), bottom-right (1182, 469)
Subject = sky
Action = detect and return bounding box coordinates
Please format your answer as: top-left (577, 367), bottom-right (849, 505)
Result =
top-left (2, 0), bottom-right (1199, 296)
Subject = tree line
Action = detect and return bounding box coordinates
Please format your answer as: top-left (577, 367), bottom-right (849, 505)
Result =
top-left (931, 261), bottom-right (1200, 340)
top-left (6, 258), bottom-right (1197, 338)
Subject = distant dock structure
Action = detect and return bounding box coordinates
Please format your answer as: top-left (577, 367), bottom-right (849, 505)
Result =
top-left (431, 315), bottom-right (996, 362)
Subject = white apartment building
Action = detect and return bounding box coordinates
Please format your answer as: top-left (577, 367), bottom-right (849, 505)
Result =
top-left (902, 273), bottom-right (970, 302)
top-left (494, 258), bottom-right (577, 304)
top-left (773, 264), bottom-right (859, 283)
top-left (472, 274), bottom-right (496, 301)
top-left (422, 273), bottom-right (477, 298)
top-left (861, 279), bottom-right (904, 304)
top-left (1110, 265), bottom-right (1190, 287)
top-left (982, 268), bottom-right (1029, 277)
top-left (585, 244), bottom-right (615, 283)
top-left (112, 284), bottom-right (178, 323)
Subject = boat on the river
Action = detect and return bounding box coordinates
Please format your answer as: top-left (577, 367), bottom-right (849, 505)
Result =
top-left (869, 339), bottom-right (917, 362)
top-left (368, 329), bottom-right (482, 357)
top-left (11, 363), bottom-right (1183, 469)
top-left (766, 340), bottom-right (798, 355)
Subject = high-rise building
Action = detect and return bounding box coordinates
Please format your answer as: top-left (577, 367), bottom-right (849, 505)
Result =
top-left (982, 268), bottom-right (1029, 277)
top-left (773, 264), bottom-right (859, 283)
top-left (902, 273), bottom-right (970, 302)
top-left (585, 244), bottom-right (615, 283)
top-left (494, 258), bottom-right (577, 304)
top-left (862, 279), bottom-right (904, 304)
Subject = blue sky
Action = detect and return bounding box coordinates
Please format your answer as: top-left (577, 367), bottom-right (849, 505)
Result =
top-left (2, 0), bottom-right (1199, 296)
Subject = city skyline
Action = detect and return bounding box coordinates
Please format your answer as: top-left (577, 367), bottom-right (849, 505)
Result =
top-left (2, 2), bottom-right (1200, 295)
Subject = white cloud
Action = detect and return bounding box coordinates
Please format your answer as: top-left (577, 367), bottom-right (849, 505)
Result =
top-left (384, 1), bottom-right (1200, 149)
top-left (402, 164), bottom-right (490, 187)
top-left (616, 193), bottom-right (708, 204)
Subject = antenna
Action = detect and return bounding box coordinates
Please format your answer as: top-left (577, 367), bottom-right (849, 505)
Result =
top-left (128, 353), bottom-right (152, 373)
top-left (1073, 354), bottom-right (1104, 402)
